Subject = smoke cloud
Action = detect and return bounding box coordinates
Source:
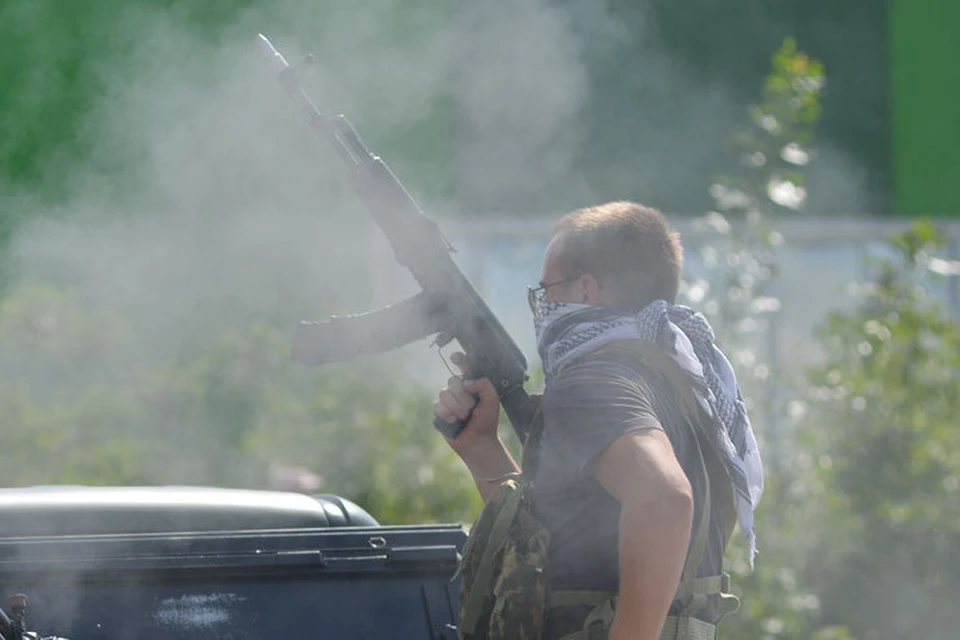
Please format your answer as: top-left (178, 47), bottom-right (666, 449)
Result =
top-left (0, 0), bottom-right (874, 490)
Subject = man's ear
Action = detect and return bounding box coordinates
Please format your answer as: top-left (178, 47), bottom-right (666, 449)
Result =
top-left (579, 274), bottom-right (603, 306)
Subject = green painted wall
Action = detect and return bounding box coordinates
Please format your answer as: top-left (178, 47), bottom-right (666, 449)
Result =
top-left (890, 0), bottom-right (960, 215)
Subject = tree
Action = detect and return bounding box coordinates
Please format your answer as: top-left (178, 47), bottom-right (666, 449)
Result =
top-left (799, 221), bottom-right (960, 639)
top-left (685, 39), bottom-right (854, 639)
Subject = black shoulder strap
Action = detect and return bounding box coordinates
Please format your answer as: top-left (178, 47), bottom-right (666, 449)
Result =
top-left (520, 396), bottom-right (546, 477)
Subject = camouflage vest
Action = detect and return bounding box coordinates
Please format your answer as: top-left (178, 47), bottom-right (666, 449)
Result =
top-left (457, 339), bottom-right (740, 640)
top-left (457, 399), bottom-right (549, 640)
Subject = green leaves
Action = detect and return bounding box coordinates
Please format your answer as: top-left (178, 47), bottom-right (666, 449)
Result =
top-left (709, 89), bottom-right (960, 636)
top-left (0, 282), bottom-right (480, 524)
top-left (796, 220), bottom-right (960, 639)
top-left (711, 38), bottom-right (825, 218)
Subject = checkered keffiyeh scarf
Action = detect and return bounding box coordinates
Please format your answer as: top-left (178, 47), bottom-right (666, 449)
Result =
top-left (535, 300), bottom-right (764, 565)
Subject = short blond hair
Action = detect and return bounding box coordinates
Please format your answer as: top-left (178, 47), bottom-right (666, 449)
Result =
top-left (551, 201), bottom-right (683, 311)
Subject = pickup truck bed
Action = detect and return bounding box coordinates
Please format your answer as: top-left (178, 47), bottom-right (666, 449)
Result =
top-left (0, 486), bottom-right (466, 639)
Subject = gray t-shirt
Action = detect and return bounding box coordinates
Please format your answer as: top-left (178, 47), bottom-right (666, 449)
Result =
top-left (528, 347), bottom-right (725, 636)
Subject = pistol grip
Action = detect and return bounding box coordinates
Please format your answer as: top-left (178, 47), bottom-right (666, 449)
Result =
top-left (433, 415), bottom-right (467, 439)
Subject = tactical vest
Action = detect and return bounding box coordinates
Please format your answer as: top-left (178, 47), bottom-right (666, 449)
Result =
top-left (457, 339), bottom-right (741, 640)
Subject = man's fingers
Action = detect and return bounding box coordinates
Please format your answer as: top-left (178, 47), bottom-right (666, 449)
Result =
top-left (433, 394), bottom-right (462, 422)
top-left (462, 378), bottom-right (496, 400)
top-left (447, 375), bottom-right (464, 394)
top-left (438, 388), bottom-right (475, 420)
top-left (432, 400), bottom-right (457, 424)
top-left (449, 352), bottom-right (470, 375)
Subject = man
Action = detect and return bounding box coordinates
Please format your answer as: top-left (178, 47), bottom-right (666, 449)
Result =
top-left (434, 201), bottom-right (763, 639)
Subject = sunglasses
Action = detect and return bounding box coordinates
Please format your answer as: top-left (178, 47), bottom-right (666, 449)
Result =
top-left (526, 275), bottom-right (582, 313)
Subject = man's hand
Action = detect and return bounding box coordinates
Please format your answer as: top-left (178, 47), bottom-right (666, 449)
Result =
top-left (433, 353), bottom-right (501, 452)
top-left (433, 352), bottom-right (519, 502)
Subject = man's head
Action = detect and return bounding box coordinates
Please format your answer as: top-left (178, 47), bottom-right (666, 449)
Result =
top-left (537, 201), bottom-right (683, 313)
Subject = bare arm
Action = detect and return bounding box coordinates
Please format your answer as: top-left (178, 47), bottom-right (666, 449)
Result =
top-left (453, 432), bottom-right (521, 504)
top-left (589, 428), bottom-right (694, 640)
top-left (433, 353), bottom-right (520, 503)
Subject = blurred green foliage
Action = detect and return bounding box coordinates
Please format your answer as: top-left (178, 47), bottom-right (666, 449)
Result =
top-left (715, 219), bottom-right (960, 640)
top-left (689, 36), bottom-right (824, 357)
top-left (716, 37), bottom-right (825, 216)
top-left (0, 282), bottom-right (481, 524)
top-left (687, 39), bottom-right (857, 640)
top-left (694, 39), bottom-right (960, 640)
top-left (798, 221), bottom-right (960, 639)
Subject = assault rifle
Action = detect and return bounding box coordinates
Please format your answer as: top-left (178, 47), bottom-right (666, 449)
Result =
top-left (256, 34), bottom-right (537, 442)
